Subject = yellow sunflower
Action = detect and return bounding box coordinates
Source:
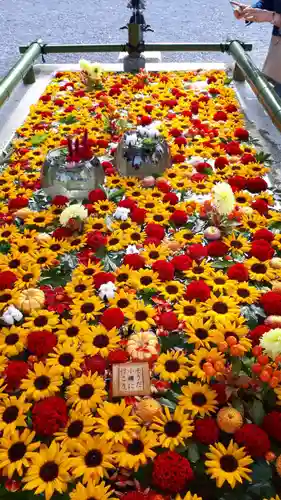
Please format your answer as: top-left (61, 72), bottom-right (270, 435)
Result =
top-left (234, 191), bottom-right (252, 207)
top-left (23, 310), bottom-right (59, 331)
top-left (93, 199), bottom-right (116, 215)
top-left (126, 300), bottom-right (156, 331)
top-left (178, 382), bottom-right (218, 417)
top-left (241, 213), bottom-right (268, 233)
top-left (141, 244), bottom-right (170, 265)
top-left (109, 289), bottom-right (135, 313)
top-left (70, 481), bottom-right (117, 500)
top-left (23, 441), bottom-right (71, 500)
top-left (205, 440), bottom-right (253, 488)
top-left (81, 325), bottom-right (120, 358)
top-left (0, 224), bottom-right (18, 241)
top-left (129, 269), bottom-right (160, 291)
top-left (69, 435), bottom-right (114, 484)
top-left (206, 271), bottom-right (236, 296)
top-left (174, 299), bottom-right (204, 321)
top-left (115, 265), bottom-right (132, 288)
top-left (0, 428), bottom-right (40, 478)
top-left (46, 340), bottom-right (84, 378)
top-left (230, 282), bottom-right (262, 305)
top-left (55, 410), bottom-right (96, 449)
top-left (151, 406), bottom-right (194, 450)
top-left (70, 295), bottom-right (104, 320)
top-left (14, 264), bottom-right (41, 289)
top-left (0, 251), bottom-right (30, 272)
top-left (0, 288), bottom-right (21, 307)
top-left (188, 347), bottom-right (225, 382)
top-left (65, 275), bottom-right (93, 299)
top-left (209, 317), bottom-right (251, 352)
top-left (41, 237), bottom-right (71, 255)
top-left (245, 258), bottom-right (277, 282)
top-left (160, 280), bottom-right (185, 302)
top-left (184, 317), bottom-right (214, 349)
top-left (173, 228), bottom-right (202, 246)
top-left (114, 427), bottom-right (158, 471)
top-left (201, 294), bottom-right (240, 324)
top-left (72, 261), bottom-right (103, 280)
top-left (0, 327), bottom-right (27, 357)
top-left (95, 400), bottom-right (140, 443)
top-left (0, 394), bottom-right (31, 432)
top-left (27, 249), bottom-right (57, 269)
top-left (176, 493), bottom-right (203, 500)
top-left (20, 363), bottom-right (63, 401)
top-left (223, 233), bottom-right (251, 255)
top-left (184, 260), bottom-right (216, 281)
top-left (85, 216), bottom-right (108, 233)
top-left (56, 317), bottom-right (91, 344)
top-left (106, 231), bottom-right (129, 252)
top-left (12, 238), bottom-right (39, 255)
top-left (25, 210), bottom-right (55, 227)
top-left (145, 209), bottom-right (171, 225)
top-left (125, 227), bottom-right (145, 245)
top-left (154, 351), bottom-right (189, 383)
top-left (66, 373), bottom-right (107, 412)
top-left (68, 234), bottom-right (87, 251)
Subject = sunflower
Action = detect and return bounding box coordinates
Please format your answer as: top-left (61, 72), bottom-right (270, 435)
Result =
top-left (230, 282), bottom-right (262, 305)
top-left (20, 363), bottom-right (63, 401)
top-left (65, 276), bottom-right (93, 299)
top-left (209, 316), bottom-right (251, 352)
top-left (151, 406), bottom-right (194, 450)
top-left (66, 373), bottom-right (107, 412)
top-left (234, 191), bottom-right (252, 207)
top-left (175, 493), bottom-right (203, 500)
top-left (14, 264), bottom-right (41, 289)
top-left (0, 288), bottom-right (21, 307)
top-left (0, 224), bottom-right (18, 241)
top-left (25, 210), bottom-right (55, 228)
top-left (0, 394), bottom-right (31, 432)
top-left (201, 294), bottom-right (240, 324)
top-left (56, 317), bottom-right (91, 344)
top-left (81, 325), bottom-right (120, 358)
top-left (129, 269), bottom-right (160, 291)
top-left (68, 234), bottom-right (87, 251)
top-left (70, 481), bottom-right (117, 500)
top-left (106, 231), bottom-right (129, 252)
top-left (27, 249), bottom-right (57, 269)
top-left (145, 209), bottom-right (171, 225)
top-left (69, 435), bottom-right (114, 484)
top-left (12, 237), bottom-right (39, 255)
top-left (70, 295), bottom-right (104, 321)
top-left (223, 233), bottom-right (251, 255)
top-left (85, 216), bottom-right (108, 233)
top-left (0, 327), bottom-right (27, 357)
top-left (205, 440), bottom-right (253, 488)
top-left (178, 382), bottom-right (218, 417)
top-left (46, 340), bottom-right (84, 378)
top-left (93, 200), bottom-right (116, 215)
top-left (126, 300), bottom-right (156, 331)
top-left (190, 179), bottom-right (214, 195)
top-left (184, 317), bottom-right (214, 348)
top-left (72, 262), bottom-right (103, 280)
top-left (115, 265), bottom-right (132, 288)
top-left (109, 289), bottom-right (135, 313)
top-left (23, 310), bottom-right (59, 331)
top-left (0, 428), bottom-right (40, 478)
top-left (241, 213), bottom-right (268, 233)
top-left (95, 400), bottom-right (140, 443)
top-left (154, 351), bottom-right (189, 383)
top-left (55, 410), bottom-right (96, 449)
top-left (106, 174), bottom-right (124, 189)
top-left (173, 228), bottom-right (202, 246)
top-left (206, 271), bottom-right (236, 296)
top-left (174, 299), bottom-right (204, 321)
top-left (188, 347), bottom-right (225, 382)
top-left (114, 427), bottom-right (158, 471)
top-left (160, 281), bottom-right (185, 302)
top-left (245, 258), bottom-right (277, 282)
top-left (141, 244), bottom-right (170, 266)
top-left (23, 441), bottom-right (71, 500)
top-left (125, 227), bottom-right (146, 246)
top-left (184, 260), bottom-right (216, 281)
top-left (0, 251), bottom-right (30, 272)
top-left (41, 237), bottom-right (71, 255)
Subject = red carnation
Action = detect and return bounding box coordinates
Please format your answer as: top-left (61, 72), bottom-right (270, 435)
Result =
top-left (263, 411), bottom-right (281, 442)
top-left (51, 195), bottom-right (69, 206)
top-left (185, 280), bottom-right (211, 302)
top-left (141, 115), bottom-right (153, 126)
top-left (241, 153), bottom-right (255, 165)
top-left (122, 493), bottom-right (147, 500)
top-left (228, 175), bottom-right (247, 192)
top-left (246, 177), bottom-right (268, 193)
top-left (251, 199), bottom-right (268, 216)
top-left (226, 103), bottom-right (237, 112)
top-left (250, 240), bottom-right (274, 261)
top-left (52, 227), bottom-right (73, 239)
top-left (152, 260), bottom-right (175, 281)
top-left (207, 241), bottom-right (229, 258)
top-left (131, 207), bottom-right (147, 224)
top-left (212, 382), bottom-right (227, 405)
top-left (169, 255), bottom-right (191, 272)
top-left (187, 243), bottom-right (208, 261)
top-left (249, 324), bottom-right (271, 346)
top-left (87, 231), bottom-right (107, 251)
top-left (224, 141), bottom-right (242, 156)
top-left (157, 311), bottom-right (179, 331)
top-left (8, 196), bottom-right (29, 211)
top-left (163, 192), bottom-right (179, 205)
top-left (156, 180), bottom-right (171, 193)
top-left (235, 424), bottom-right (270, 458)
top-left (108, 348), bottom-right (129, 364)
top-left (234, 128), bottom-right (249, 141)
top-left (94, 272), bottom-right (116, 289)
top-left (4, 361), bottom-right (28, 391)
top-left (0, 271), bottom-right (17, 290)
top-left (214, 111), bottom-right (227, 121)
top-left (83, 354), bottom-right (107, 374)
top-left (196, 162), bottom-right (212, 174)
top-left (123, 254), bottom-right (146, 270)
top-left (227, 263), bottom-right (249, 282)
top-left (174, 136), bottom-right (187, 146)
top-left (27, 331), bottom-right (57, 358)
top-left (88, 188), bottom-right (107, 203)
top-left (215, 157), bottom-right (229, 169)
top-left (32, 397), bottom-right (68, 436)
top-left (260, 291), bottom-right (281, 316)
top-left (101, 308), bottom-right (124, 330)
top-left (194, 418), bottom-right (219, 444)
top-left (253, 228), bottom-right (274, 242)
top-left (152, 451), bottom-right (193, 493)
top-left (191, 173), bottom-right (207, 182)
top-left (169, 210), bottom-right (188, 226)
top-left (145, 223), bottom-right (165, 241)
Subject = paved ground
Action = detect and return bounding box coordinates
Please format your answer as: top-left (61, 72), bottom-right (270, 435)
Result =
top-left (0, 0), bottom-right (273, 77)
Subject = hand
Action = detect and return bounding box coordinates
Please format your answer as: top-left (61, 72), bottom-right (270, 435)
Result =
top-left (243, 7), bottom-right (274, 22)
top-left (231, 2), bottom-right (247, 19)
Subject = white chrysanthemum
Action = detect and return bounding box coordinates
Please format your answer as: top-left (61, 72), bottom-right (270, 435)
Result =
top-left (99, 282), bottom-right (116, 300)
top-left (113, 207), bottom-right (130, 221)
top-left (213, 182), bottom-right (235, 216)
top-left (60, 204), bottom-right (88, 226)
top-left (260, 328), bottom-right (281, 359)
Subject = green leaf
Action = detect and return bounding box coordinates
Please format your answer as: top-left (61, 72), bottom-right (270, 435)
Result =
top-left (108, 188), bottom-right (125, 203)
top-left (59, 114), bottom-right (77, 124)
top-left (95, 246), bottom-right (107, 259)
top-left (0, 240), bottom-right (11, 254)
top-left (31, 133), bottom-right (48, 146)
top-left (211, 259), bottom-right (233, 269)
top-left (158, 397), bottom-right (177, 410)
top-left (133, 461), bottom-right (153, 486)
top-left (187, 442), bottom-right (200, 463)
top-left (231, 358), bottom-right (242, 376)
top-left (251, 459), bottom-right (272, 482)
top-left (160, 334), bottom-right (184, 352)
top-left (249, 399), bottom-right (265, 425)
top-left (231, 396), bottom-right (244, 416)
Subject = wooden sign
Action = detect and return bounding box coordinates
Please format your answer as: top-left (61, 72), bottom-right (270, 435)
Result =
top-left (112, 362), bottom-right (151, 397)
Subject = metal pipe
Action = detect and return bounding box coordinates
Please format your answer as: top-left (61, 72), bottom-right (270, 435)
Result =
top-left (227, 40), bottom-right (281, 131)
top-left (0, 40), bottom-right (42, 107)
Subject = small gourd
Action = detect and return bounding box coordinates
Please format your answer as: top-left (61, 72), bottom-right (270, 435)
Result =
top-left (16, 288), bottom-right (45, 314)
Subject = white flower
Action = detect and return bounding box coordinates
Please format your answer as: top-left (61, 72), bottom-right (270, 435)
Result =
top-left (99, 282), bottom-right (116, 300)
top-left (213, 182), bottom-right (235, 216)
top-left (126, 245), bottom-right (140, 254)
top-left (60, 204), bottom-right (88, 226)
top-left (260, 328), bottom-right (281, 359)
top-left (147, 127), bottom-right (160, 139)
top-left (113, 207), bottom-right (130, 221)
top-left (1, 305), bottom-right (23, 325)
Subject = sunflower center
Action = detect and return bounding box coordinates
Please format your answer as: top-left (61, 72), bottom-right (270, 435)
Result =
top-left (85, 449), bottom-right (102, 467)
top-left (237, 288), bottom-right (250, 298)
top-left (140, 276), bottom-right (153, 286)
top-left (166, 285), bottom-right (178, 295)
top-left (194, 266), bottom-right (204, 274)
top-left (34, 316), bottom-right (48, 327)
top-left (81, 303), bottom-right (95, 314)
top-left (248, 222), bottom-right (256, 229)
top-left (5, 334), bottom-right (19, 345)
top-left (251, 263), bottom-right (266, 274)
top-left (117, 299), bottom-right (129, 308)
top-left (19, 245), bottom-right (29, 252)
top-left (93, 334), bottom-right (109, 348)
top-left (108, 415), bottom-right (125, 432)
top-left (2, 231), bottom-right (11, 237)
top-left (154, 215), bottom-right (164, 222)
top-left (127, 439), bottom-right (144, 455)
top-left (164, 420), bottom-right (182, 437)
top-left (71, 239), bottom-right (81, 246)
top-left (165, 360), bottom-right (180, 373)
top-left (131, 233), bottom-right (141, 241)
top-left (135, 311), bottom-right (148, 321)
top-left (79, 384), bottom-right (94, 399)
top-left (183, 233), bottom-right (193, 240)
top-left (59, 353), bottom-right (74, 366)
top-left (220, 454), bottom-right (238, 473)
top-left (67, 420), bottom-right (83, 438)
top-left (214, 278), bottom-right (225, 285)
top-left (149, 251), bottom-right (159, 259)
top-left (50, 244), bottom-right (61, 252)
top-left (183, 306), bottom-right (196, 316)
top-left (34, 217), bottom-right (45, 223)
top-left (8, 442), bottom-right (26, 462)
top-left (120, 222), bottom-right (131, 230)
top-left (37, 257), bottom-right (47, 264)
top-left (191, 392), bottom-right (207, 407)
top-left (40, 461), bottom-right (59, 482)
top-left (9, 259), bottom-right (20, 268)
top-left (34, 375), bottom-right (50, 390)
top-left (212, 302), bottom-right (228, 314)
top-left (3, 405), bottom-right (19, 423)
top-left (117, 273), bottom-right (129, 283)
top-left (22, 273), bottom-right (34, 282)
top-left (231, 240), bottom-right (242, 249)
top-left (75, 284), bottom-right (87, 293)
top-left (109, 238), bottom-right (119, 245)
top-left (145, 203), bottom-right (155, 209)
top-left (236, 197), bottom-right (246, 203)
top-left (66, 326), bottom-right (79, 337)
top-left (196, 328), bottom-right (208, 340)
top-left (84, 269), bottom-right (94, 276)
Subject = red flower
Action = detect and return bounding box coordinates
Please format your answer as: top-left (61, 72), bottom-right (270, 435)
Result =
top-left (152, 260), bottom-right (175, 281)
top-left (163, 192), bottom-right (179, 205)
top-left (169, 128), bottom-right (182, 137)
top-left (0, 271), bottom-right (17, 290)
top-left (123, 254), bottom-right (146, 270)
top-left (152, 451), bottom-right (193, 493)
top-left (108, 348), bottom-right (129, 364)
top-left (260, 291), bottom-right (281, 315)
top-left (250, 240), bottom-right (274, 261)
top-left (93, 272), bottom-right (116, 289)
top-left (253, 228), bottom-right (274, 242)
top-left (228, 175), bottom-right (247, 191)
top-left (145, 223), bottom-right (165, 241)
top-left (249, 324), bottom-right (271, 346)
top-left (241, 153), bottom-right (255, 165)
top-left (87, 231), bottom-right (107, 251)
top-left (246, 177), bottom-right (268, 193)
top-left (170, 255), bottom-right (192, 271)
top-left (196, 162), bottom-right (212, 174)
top-left (187, 243), bottom-right (208, 261)
top-left (185, 280), bottom-right (211, 302)
top-left (77, 249), bottom-right (100, 265)
top-left (83, 354), bottom-right (107, 374)
top-left (4, 361), bottom-right (28, 391)
top-left (101, 161), bottom-right (113, 170)
top-left (157, 311), bottom-right (179, 331)
top-left (156, 180), bottom-right (171, 193)
top-left (251, 199), bottom-right (268, 216)
top-left (131, 207), bottom-right (147, 224)
top-left (263, 411), bottom-right (281, 442)
top-left (227, 263), bottom-right (249, 282)
top-left (194, 418), bottom-right (219, 444)
top-left (225, 103), bottom-right (237, 112)
top-left (27, 330), bottom-right (57, 358)
top-left (143, 237), bottom-right (161, 247)
top-left (88, 188), bottom-right (107, 203)
top-left (207, 241), bottom-right (229, 257)
top-left (234, 128), bottom-right (249, 141)
top-left (224, 141), bottom-right (242, 156)
top-left (214, 111), bottom-right (227, 121)
top-left (118, 198), bottom-right (137, 211)
top-left (175, 136), bottom-right (187, 146)
top-left (191, 173), bottom-right (207, 182)
top-left (215, 157), bottom-right (229, 169)
top-left (101, 308), bottom-right (124, 330)
top-left (235, 424), bottom-right (270, 457)
top-left (141, 115), bottom-right (153, 126)
top-left (41, 286), bottom-right (72, 313)
top-left (169, 210), bottom-right (188, 226)
top-left (52, 227), bottom-right (73, 239)
top-left (32, 397), bottom-right (68, 436)
top-left (40, 94), bottom-right (51, 102)
top-left (212, 382), bottom-right (227, 405)
top-left (8, 196), bottom-right (29, 211)
top-left (121, 493), bottom-right (147, 500)
top-left (51, 195), bottom-right (69, 206)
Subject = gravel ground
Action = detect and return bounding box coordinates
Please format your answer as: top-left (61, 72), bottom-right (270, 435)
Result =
top-left (0, 0), bottom-right (273, 77)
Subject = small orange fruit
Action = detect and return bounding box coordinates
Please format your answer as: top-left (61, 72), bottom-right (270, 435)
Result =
top-left (217, 407), bottom-right (243, 434)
